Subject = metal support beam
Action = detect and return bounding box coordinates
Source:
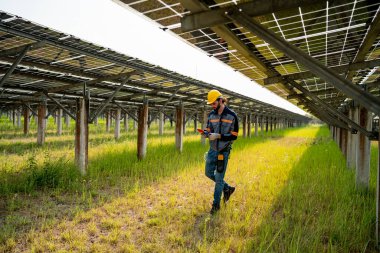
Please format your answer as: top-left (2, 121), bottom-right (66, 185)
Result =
top-left (89, 77), bottom-right (131, 123)
top-left (181, 0), bottom-right (329, 32)
top-left (179, 0), bottom-right (277, 77)
top-left (0, 40), bottom-right (46, 57)
top-left (43, 91), bottom-right (76, 120)
top-left (226, 10), bottom-right (380, 114)
top-left (147, 87), bottom-right (182, 125)
top-left (287, 80), bottom-right (373, 137)
top-left (0, 45), bottom-right (30, 87)
top-left (264, 59), bottom-right (380, 85)
top-left (114, 101), bottom-right (138, 122)
top-left (298, 98), bottom-right (349, 130)
top-left (347, 13), bottom-right (380, 80)
top-left (38, 70), bottom-right (140, 96)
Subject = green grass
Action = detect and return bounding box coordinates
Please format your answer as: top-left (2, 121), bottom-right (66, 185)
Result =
top-left (0, 116), bottom-right (378, 252)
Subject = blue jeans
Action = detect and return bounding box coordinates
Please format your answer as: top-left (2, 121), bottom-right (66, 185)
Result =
top-left (205, 148), bottom-right (231, 207)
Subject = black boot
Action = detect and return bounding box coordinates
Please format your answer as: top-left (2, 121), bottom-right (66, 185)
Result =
top-left (210, 204), bottom-right (220, 215)
top-left (223, 186), bottom-right (235, 203)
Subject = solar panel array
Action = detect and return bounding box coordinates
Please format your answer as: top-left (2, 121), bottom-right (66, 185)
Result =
top-left (118, 0), bottom-right (380, 113)
top-left (0, 11), bottom-right (307, 122)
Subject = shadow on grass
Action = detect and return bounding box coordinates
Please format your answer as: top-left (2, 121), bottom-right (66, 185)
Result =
top-left (245, 127), bottom-right (377, 252)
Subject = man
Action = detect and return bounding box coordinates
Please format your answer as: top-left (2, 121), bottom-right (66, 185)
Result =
top-left (203, 89), bottom-right (239, 215)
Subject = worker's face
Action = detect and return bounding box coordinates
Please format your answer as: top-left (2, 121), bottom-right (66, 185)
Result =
top-left (211, 99), bottom-right (220, 110)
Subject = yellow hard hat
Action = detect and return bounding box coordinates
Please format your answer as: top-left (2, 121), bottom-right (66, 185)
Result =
top-left (207, 89), bottom-right (223, 104)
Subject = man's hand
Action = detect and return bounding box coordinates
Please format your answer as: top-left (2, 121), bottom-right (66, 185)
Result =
top-left (209, 133), bottom-right (221, 140)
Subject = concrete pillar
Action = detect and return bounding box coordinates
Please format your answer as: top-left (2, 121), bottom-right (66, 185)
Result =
top-left (356, 107), bottom-right (372, 189)
top-left (346, 122), bottom-right (352, 166)
top-left (137, 102), bottom-right (148, 160)
top-left (65, 112), bottom-right (70, 128)
top-left (37, 103), bottom-right (46, 145)
top-left (133, 111), bottom-right (137, 130)
top-left (75, 98), bottom-right (89, 175)
top-left (274, 117), bottom-right (277, 130)
top-left (260, 116), bottom-right (264, 135)
top-left (159, 112), bottom-right (164, 135)
top-left (23, 105), bottom-right (30, 135)
top-left (183, 114), bottom-right (186, 135)
top-left (270, 117), bottom-right (273, 132)
top-left (124, 113), bottom-right (129, 132)
top-left (242, 113), bottom-right (247, 138)
top-left (341, 128), bottom-right (348, 159)
top-left (94, 116), bottom-right (98, 126)
top-left (194, 114), bottom-right (198, 133)
top-left (175, 104), bottom-right (184, 152)
top-left (247, 113), bottom-right (252, 138)
top-left (115, 108), bottom-right (121, 140)
top-left (106, 110), bottom-right (111, 132)
top-left (57, 109), bottom-right (62, 135)
top-left (32, 113), bottom-right (36, 127)
top-left (254, 115), bottom-right (258, 137)
top-left (348, 107), bottom-right (359, 169)
top-left (265, 117), bottom-right (269, 132)
top-left (376, 118), bottom-right (380, 246)
top-left (201, 109), bottom-right (207, 145)
top-left (16, 109), bottom-right (21, 128)
top-left (12, 109), bottom-right (16, 126)
top-left (336, 127), bottom-right (341, 147)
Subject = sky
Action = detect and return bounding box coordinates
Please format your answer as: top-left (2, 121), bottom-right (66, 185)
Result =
top-left (0, 0), bottom-right (307, 115)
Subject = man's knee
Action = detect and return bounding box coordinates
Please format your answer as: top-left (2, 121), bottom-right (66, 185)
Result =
top-left (205, 169), bottom-right (213, 179)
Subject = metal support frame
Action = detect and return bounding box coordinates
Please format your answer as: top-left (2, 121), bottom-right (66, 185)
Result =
top-left (147, 87), bottom-right (182, 125)
top-left (89, 76), bottom-right (131, 123)
top-left (181, 0), bottom-right (338, 32)
top-left (114, 102), bottom-right (138, 122)
top-left (346, 13), bottom-right (380, 80)
top-left (264, 59), bottom-right (380, 85)
top-left (287, 80), bottom-right (373, 137)
top-left (22, 102), bottom-right (37, 116)
top-left (0, 41), bottom-right (46, 57)
top-left (298, 97), bottom-right (349, 130)
top-left (43, 91), bottom-right (76, 120)
top-left (0, 45), bottom-right (30, 87)
top-left (226, 10), bottom-right (380, 114)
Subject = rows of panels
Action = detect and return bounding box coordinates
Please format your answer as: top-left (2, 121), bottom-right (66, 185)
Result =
top-left (0, 11), bottom-right (308, 121)
top-left (118, 0), bottom-right (380, 112)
